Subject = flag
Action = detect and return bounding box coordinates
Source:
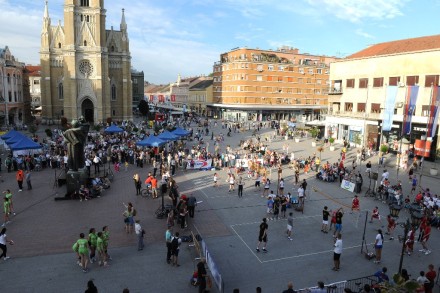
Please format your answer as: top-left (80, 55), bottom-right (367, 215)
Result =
top-left (427, 86), bottom-right (440, 138)
top-left (171, 95), bottom-right (176, 102)
top-left (401, 85), bottom-right (419, 135)
top-left (159, 95), bottom-right (164, 102)
top-left (382, 86), bottom-right (398, 131)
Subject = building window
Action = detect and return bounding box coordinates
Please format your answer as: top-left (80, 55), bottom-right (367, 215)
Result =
top-left (357, 103), bottom-right (366, 112)
top-left (112, 110), bottom-right (116, 116)
top-left (80, 0), bottom-right (90, 7)
top-left (345, 102), bottom-right (353, 111)
top-left (406, 75), bottom-right (419, 86)
top-left (317, 69), bottom-right (322, 74)
top-left (308, 69), bottom-right (314, 74)
top-left (58, 83), bottom-right (64, 100)
top-left (425, 75), bottom-right (439, 87)
top-left (298, 78), bottom-right (303, 84)
top-left (373, 77), bottom-right (384, 87)
top-left (61, 110), bottom-right (64, 116)
top-left (83, 40), bottom-right (87, 46)
top-left (278, 65), bottom-right (284, 71)
top-left (422, 105), bottom-right (430, 116)
top-left (268, 65), bottom-right (274, 71)
top-left (299, 68), bottom-right (304, 74)
top-left (86, 15), bottom-right (89, 22)
top-left (111, 46), bottom-right (115, 52)
top-left (307, 78), bottom-right (311, 84)
top-left (389, 76), bottom-right (401, 86)
top-left (277, 76), bottom-right (283, 82)
top-left (287, 77), bottom-right (293, 82)
top-left (58, 43), bottom-right (62, 49)
top-left (316, 79), bottom-right (322, 84)
top-left (8, 92), bottom-right (11, 102)
top-left (267, 76), bottom-right (273, 82)
top-left (346, 79), bottom-right (354, 88)
top-left (7, 74), bottom-right (10, 83)
top-left (33, 80), bottom-right (40, 85)
top-left (359, 78), bottom-right (368, 88)
top-left (297, 88), bottom-right (302, 94)
top-left (111, 84), bottom-right (116, 100)
top-left (371, 103), bottom-right (381, 113)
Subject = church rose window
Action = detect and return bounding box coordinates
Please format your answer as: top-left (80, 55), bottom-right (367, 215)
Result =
top-left (79, 60), bottom-right (93, 77)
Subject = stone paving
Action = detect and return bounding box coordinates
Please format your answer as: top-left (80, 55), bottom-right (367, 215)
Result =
top-left (0, 122), bottom-right (439, 292)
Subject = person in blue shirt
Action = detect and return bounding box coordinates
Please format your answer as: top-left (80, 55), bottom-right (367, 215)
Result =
top-left (374, 267), bottom-right (389, 283)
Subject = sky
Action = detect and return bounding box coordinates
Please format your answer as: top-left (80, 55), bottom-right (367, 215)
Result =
top-left (0, 0), bottom-right (439, 84)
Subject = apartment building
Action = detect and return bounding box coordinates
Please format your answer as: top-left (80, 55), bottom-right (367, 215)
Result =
top-left (0, 46), bottom-right (26, 126)
top-left (24, 65), bottom-right (42, 109)
top-left (188, 78), bottom-right (213, 116)
top-left (326, 34), bottom-right (440, 156)
top-left (211, 46), bottom-right (338, 122)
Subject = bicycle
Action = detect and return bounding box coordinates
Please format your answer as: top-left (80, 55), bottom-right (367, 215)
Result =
top-left (140, 184), bottom-right (153, 198)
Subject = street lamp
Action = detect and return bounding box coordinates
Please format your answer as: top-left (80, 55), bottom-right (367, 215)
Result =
top-left (389, 204), bottom-right (423, 274)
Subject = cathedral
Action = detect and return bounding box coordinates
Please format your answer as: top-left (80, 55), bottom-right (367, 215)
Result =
top-left (40, 0), bottom-right (133, 123)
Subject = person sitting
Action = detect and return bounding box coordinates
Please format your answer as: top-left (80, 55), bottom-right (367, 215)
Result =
top-left (374, 267), bottom-right (390, 283)
top-left (91, 177), bottom-right (103, 195)
top-left (370, 206), bottom-right (383, 225)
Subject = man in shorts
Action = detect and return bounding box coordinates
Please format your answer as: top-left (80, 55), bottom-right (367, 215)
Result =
top-left (420, 223), bottom-right (432, 255)
top-left (255, 174), bottom-right (261, 191)
top-left (333, 233), bottom-right (342, 271)
top-left (333, 208), bottom-right (344, 238)
top-left (286, 212), bottom-right (293, 240)
top-left (256, 218), bottom-right (268, 252)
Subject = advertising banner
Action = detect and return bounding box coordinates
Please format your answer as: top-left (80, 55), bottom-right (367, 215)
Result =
top-left (186, 159), bottom-right (212, 170)
top-left (414, 139), bottom-right (431, 157)
top-left (340, 179), bottom-right (355, 192)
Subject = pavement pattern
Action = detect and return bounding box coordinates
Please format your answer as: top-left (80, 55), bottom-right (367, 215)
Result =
top-left (0, 121), bottom-right (439, 293)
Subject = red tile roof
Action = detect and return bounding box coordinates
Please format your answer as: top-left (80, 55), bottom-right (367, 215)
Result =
top-left (347, 34), bottom-right (440, 59)
top-left (24, 65), bottom-right (41, 76)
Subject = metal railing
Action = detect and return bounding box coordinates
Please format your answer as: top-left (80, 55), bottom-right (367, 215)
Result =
top-left (297, 276), bottom-right (378, 293)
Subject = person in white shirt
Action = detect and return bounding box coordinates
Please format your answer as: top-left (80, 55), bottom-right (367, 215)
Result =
top-left (135, 220), bottom-right (144, 251)
top-left (279, 178), bottom-right (285, 196)
top-left (297, 186), bottom-right (305, 206)
top-left (333, 234), bottom-right (342, 271)
top-left (93, 155), bottom-right (101, 174)
top-left (381, 170), bottom-right (389, 184)
top-left (267, 191), bottom-right (276, 200)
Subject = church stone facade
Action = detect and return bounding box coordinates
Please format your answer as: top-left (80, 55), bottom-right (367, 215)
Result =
top-left (40, 0), bottom-right (132, 123)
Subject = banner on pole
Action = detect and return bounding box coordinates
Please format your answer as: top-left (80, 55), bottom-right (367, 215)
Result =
top-left (383, 86), bottom-right (398, 131)
top-left (402, 85), bottom-right (419, 135)
top-left (427, 86), bottom-right (440, 138)
top-left (414, 139), bottom-right (431, 157)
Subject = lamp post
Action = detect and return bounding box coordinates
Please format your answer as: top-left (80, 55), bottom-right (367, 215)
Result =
top-left (389, 204), bottom-right (423, 274)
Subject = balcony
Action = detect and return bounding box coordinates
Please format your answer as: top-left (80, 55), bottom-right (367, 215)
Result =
top-left (328, 88), bottom-right (343, 95)
top-left (330, 111), bottom-right (382, 120)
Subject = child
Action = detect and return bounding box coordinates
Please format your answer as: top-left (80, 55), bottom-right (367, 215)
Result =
top-left (124, 161), bottom-right (129, 172)
top-left (213, 173), bottom-right (218, 187)
top-left (329, 209), bottom-right (336, 231)
top-left (370, 206), bottom-right (383, 226)
top-left (114, 162), bottom-right (120, 172)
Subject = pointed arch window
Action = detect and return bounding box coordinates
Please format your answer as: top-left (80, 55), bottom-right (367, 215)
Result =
top-left (58, 83), bottom-right (64, 100)
top-left (80, 0), bottom-right (89, 7)
top-left (86, 15), bottom-right (90, 22)
top-left (58, 43), bottom-right (62, 49)
top-left (111, 46), bottom-right (115, 52)
top-left (7, 74), bottom-right (10, 83)
top-left (111, 84), bottom-right (117, 101)
top-left (83, 40), bottom-right (87, 46)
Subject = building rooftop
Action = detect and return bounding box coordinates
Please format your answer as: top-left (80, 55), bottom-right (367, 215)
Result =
top-left (347, 34), bottom-right (440, 59)
top-left (24, 65), bottom-right (42, 76)
top-left (190, 79), bottom-right (213, 90)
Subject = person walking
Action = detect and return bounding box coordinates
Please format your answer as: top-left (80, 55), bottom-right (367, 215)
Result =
top-left (170, 231), bottom-right (181, 266)
top-left (370, 206), bottom-right (383, 226)
top-left (351, 195), bottom-right (360, 213)
top-left (0, 227), bottom-right (13, 260)
top-left (16, 169), bottom-right (24, 192)
top-left (187, 195), bottom-right (197, 218)
top-left (419, 223), bottom-right (432, 255)
top-left (73, 233), bottom-right (90, 273)
top-left (2, 198), bottom-right (11, 227)
top-left (25, 170), bottom-right (32, 190)
top-left (96, 231), bottom-right (108, 267)
top-left (165, 227), bottom-right (173, 264)
top-left (256, 218), bottom-right (268, 253)
top-left (286, 212), bottom-right (293, 240)
top-left (332, 234), bottom-right (342, 271)
top-left (386, 215), bottom-right (396, 240)
top-left (135, 220), bottom-right (145, 251)
top-left (3, 189), bottom-right (15, 216)
top-left (93, 155), bottom-right (101, 174)
top-left (237, 176), bottom-right (244, 198)
top-left (213, 173), bottom-right (218, 188)
top-left (123, 202), bottom-right (135, 234)
top-left (322, 206), bottom-right (330, 233)
top-left (88, 228), bottom-right (97, 263)
top-left (374, 229), bottom-right (384, 264)
top-left (425, 264), bottom-right (437, 293)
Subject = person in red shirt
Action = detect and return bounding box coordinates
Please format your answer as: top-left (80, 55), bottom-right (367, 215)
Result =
top-left (425, 264), bottom-right (437, 293)
top-left (415, 192), bottom-right (423, 203)
top-left (420, 223), bottom-right (432, 255)
top-left (386, 215), bottom-right (396, 240)
top-left (145, 175), bottom-right (158, 198)
top-left (351, 195), bottom-right (360, 213)
top-left (370, 207), bottom-right (383, 225)
top-left (16, 169), bottom-right (24, 191)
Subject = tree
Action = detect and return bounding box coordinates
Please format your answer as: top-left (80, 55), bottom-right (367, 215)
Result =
top-left (138, 100), bottom-right (149, 117)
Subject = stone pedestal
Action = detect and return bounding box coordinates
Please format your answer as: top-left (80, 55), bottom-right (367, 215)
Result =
top-left (66, 169), bottom-right (88, 195)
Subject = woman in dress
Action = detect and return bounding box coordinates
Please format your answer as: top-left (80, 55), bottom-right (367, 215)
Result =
top-left (73, 233), bottom-right (90, 272)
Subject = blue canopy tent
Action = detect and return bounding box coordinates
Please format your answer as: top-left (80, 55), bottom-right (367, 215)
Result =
top-left (136, 135), bottom-right (166, 147)
top-left (3, 131), bottom-right (27, 145)
top-left (1, 130), bottom-right (22, 141)
top-left (104, 125), bottom-right (124, 133)
top-left (9, 136), bottom-right (42, 150)
top-left (157, 131), bottom-right (179, 142)
top-left (171, 127), bottom-right (190, 137)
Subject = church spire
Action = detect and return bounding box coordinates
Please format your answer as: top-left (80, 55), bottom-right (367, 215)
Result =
top-left (120, 8), bottom-right (127, 31)
top-left (44, 1), bottom-right (49, 19)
